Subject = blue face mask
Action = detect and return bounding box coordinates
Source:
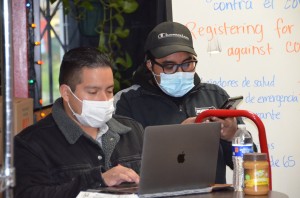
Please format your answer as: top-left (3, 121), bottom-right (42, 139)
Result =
top-left (153, 72), bottom-right (195, 97)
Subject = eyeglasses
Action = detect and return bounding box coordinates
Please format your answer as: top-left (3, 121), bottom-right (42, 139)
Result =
top-left (150, 59), bottom-right (198, 74)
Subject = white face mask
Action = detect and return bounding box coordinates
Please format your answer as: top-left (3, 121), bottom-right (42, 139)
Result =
top-left (67, 88), bottom-right (114, 128)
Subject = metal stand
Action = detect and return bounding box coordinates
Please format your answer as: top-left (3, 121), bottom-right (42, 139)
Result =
top-left (195, 109), bottom-right (272, 190)
top-left (1, 0), bottom-right (15, 197)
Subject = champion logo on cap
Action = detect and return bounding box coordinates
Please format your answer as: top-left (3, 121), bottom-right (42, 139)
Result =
top-left (157, 33), bottom-right (190, 41)
top-left (144, 22), bottom-right (197, 58)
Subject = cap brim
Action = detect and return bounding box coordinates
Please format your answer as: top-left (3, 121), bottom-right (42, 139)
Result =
top-left (150, 45), bottom-right (197, 59)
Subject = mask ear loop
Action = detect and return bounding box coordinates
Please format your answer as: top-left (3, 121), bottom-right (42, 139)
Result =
top-left (67, 102), bottom-right (77, 116)
top-left (147, 60), bottom-right (161, 83)
top-left (68, 86), bottom-right (82, 103)
top-left (67, 86), bottom-right (83, 116)
top-left (146, 53), bottom-right (163, 85)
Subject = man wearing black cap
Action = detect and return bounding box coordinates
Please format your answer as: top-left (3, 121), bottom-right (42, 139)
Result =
top-left (114, 21), bottom-right (238, 184)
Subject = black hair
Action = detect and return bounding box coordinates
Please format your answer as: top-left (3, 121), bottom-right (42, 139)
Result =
top-left (59, 47), bottom-right (113, 91)
top-left (145, 51), bottom-right (155, 62)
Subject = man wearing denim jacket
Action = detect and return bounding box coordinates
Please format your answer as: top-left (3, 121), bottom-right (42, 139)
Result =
top-left (14, 47), bottom-right (143, 198)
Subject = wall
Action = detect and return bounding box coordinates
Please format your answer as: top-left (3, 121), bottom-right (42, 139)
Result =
top-left (172, 0), bottom-right (300, 197)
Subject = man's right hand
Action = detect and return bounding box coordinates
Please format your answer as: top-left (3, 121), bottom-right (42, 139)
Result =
top-left (102, 164), bottom-right (140, 186)
top-left (181, 117), bottom-right (196, 124)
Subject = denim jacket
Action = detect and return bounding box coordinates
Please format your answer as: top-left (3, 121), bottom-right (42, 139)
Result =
top-left (14, 98), bottom-right (143, 198)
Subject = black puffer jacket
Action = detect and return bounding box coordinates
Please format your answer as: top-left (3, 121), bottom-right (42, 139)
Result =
top-left (115, 65), bottom-right (237, 184)
top-left (14, 98), bottom-right (143, 198)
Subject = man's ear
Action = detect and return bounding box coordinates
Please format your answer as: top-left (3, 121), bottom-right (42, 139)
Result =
top-left (60, 84), bottom-right (70, 102)
top-left (146, 60), bottom-right (152, 71)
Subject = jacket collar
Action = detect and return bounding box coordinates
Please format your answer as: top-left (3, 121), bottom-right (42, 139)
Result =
top-left (52, 98), bottom-right (131, 144)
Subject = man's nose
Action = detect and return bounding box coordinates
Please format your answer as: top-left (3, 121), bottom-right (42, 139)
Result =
top-left (177, 66), bottom-right (183, 72)
top-left (97, 92), bottom-right (110, 101)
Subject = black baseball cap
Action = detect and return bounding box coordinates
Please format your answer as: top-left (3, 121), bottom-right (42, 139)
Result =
top-left (144, 21), bottom-right (197, 58)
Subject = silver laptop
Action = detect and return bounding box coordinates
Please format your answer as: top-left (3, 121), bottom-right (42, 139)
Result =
top-left (89, 122), bottom-right (221, 197)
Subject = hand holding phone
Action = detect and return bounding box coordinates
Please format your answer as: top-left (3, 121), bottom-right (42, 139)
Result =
top-left (220, 96), bottom-right (243, 109)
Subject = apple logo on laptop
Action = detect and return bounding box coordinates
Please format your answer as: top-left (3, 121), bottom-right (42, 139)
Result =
top-left (177, 151), bottom-right (185, 163)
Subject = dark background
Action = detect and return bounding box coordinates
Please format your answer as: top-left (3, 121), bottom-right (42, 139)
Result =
top-left (75, 0), bottom-right (172, 88)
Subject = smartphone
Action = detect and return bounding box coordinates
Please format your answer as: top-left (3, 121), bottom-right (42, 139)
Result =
top-left (220, 96), bottom-right (243, 109)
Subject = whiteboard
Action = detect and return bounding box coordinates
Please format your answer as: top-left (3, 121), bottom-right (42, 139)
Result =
top-left (172, 1), bottom-right (300, 197)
